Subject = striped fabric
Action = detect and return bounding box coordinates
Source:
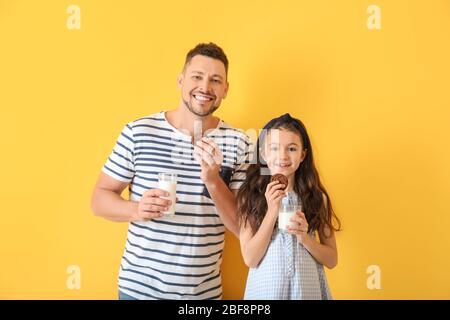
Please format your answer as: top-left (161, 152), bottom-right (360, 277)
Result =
top-left (102, 111), bottom-right (251, 300)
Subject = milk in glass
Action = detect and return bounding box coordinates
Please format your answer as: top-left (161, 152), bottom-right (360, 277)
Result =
top-left (158, 173), bottom-right (177, 216)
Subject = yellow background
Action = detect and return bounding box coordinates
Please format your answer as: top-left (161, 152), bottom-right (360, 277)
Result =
top-left (1, 0), bottom-right (449, 299)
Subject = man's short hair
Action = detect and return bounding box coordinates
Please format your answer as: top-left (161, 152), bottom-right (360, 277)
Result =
top-left (184, 42), bottom-right (229, 74)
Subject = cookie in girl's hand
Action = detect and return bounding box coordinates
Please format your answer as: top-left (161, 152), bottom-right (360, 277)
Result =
top-left (270, 174), bottom-right (288, 190)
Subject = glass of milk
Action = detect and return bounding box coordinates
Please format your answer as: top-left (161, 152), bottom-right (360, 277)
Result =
top-left (158, 173), bottom-right (177, 217)
top-left (278, 192), bottom-right (302, 231)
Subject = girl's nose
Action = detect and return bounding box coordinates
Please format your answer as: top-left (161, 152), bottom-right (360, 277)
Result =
top-left (279, 149), bottom-right (289, 160)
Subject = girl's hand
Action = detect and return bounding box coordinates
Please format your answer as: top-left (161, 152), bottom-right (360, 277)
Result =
top-left (288, 210), bottom-right (309, 244)
top-left (265, 180), bottom-right (286, 216)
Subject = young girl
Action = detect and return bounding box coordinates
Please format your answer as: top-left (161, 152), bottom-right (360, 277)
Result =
top-left (237, 113), bottom-right (341, 300)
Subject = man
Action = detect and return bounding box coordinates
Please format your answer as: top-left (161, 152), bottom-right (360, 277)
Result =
top-left (91, 43), bottom-right (251, 300)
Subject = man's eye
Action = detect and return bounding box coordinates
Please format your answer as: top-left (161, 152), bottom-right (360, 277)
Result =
top-left (193, 75), bottom-right (202, 80)
top-left (213, 79), bottom-right (221, 84)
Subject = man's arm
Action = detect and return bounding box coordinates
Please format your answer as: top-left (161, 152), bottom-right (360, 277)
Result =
top-left (91, 172), bottom-right (138, 222)
top-left (91, 172), bottom-right (171, 222)
top-left (193, 137), bottom-right (241, 238)
top-left (203, 180), bottom-right (239, 237)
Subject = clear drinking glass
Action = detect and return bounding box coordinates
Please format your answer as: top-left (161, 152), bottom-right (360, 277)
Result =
top-left (278, 192), bottom-right (302, 231)
top-left (158, 173), bottom-right (177, 216)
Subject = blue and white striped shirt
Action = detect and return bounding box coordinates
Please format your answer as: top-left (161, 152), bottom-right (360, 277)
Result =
top-left (102, 111), bottom-right (251, 300)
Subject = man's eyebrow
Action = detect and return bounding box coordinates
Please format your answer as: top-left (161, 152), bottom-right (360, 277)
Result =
top-left (190, 71), bottom-right (224, 80)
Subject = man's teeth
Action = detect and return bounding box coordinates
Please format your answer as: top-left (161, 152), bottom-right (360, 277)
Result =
top-left (194, 94), bottom-right (213, 101)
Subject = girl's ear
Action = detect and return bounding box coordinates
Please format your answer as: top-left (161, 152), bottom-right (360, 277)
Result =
top-left (300, 148), bottom-right (308, 163)
top-left (259, 147), bottom-right (266, 163)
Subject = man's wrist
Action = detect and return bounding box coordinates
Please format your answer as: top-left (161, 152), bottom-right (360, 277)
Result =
top-left (127, 200), bottom-right (139, 221)
top-left (203, 173), bottom-right (222, 189)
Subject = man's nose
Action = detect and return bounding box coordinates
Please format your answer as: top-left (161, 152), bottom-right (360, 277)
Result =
top-left (199, 79), bottom-right (212, 93)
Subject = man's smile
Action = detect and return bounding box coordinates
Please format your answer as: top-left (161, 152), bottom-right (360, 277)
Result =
top-left (192, 93), bottom-right (215, 102)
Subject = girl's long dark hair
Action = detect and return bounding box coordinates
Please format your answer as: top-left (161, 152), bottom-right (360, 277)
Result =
top-left (237, 114), bottom-right (341, 237)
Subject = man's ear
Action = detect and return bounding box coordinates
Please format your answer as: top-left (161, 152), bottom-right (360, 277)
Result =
top-left (223, 81), bottom-right (229, 99)
top-left (177, 74), bottom-right (184, 89)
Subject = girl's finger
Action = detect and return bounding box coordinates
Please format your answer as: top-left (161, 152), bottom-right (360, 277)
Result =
top-left (268, 183), bottom-right (286, 195)
top-left (271, 190), bottom-right (285, 201)
top-left (296, 210), bottom-right (306, 219)
top-left (290, 215), bottom-right (304, 224)
top-left (288, 225), bottom-right (306, 233)
top-left (266, 181), bottom-right (280, 190)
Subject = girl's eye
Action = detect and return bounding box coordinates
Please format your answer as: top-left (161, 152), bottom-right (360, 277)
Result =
top-left (289, 147), bottom-right (297, 152)
top-left (270, 146), bottom-right (278, 151)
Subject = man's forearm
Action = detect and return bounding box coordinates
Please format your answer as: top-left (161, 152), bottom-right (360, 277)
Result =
top-left (205, 178), bottom-right (239, 237)
top-left (91, 188), bottom-right (138, 222)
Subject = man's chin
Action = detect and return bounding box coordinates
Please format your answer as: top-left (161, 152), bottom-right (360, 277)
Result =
top-left (185, 100), bottom-right (218, 117)
top-left (195, 109), bottom-right (216, 117)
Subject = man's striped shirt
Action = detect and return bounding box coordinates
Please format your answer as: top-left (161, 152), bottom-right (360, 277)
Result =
top-left (102, 111), bottom-right (251, 300)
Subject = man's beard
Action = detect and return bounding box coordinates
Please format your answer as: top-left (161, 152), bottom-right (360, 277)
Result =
top-left (183, 98), bottom-right (219, 117)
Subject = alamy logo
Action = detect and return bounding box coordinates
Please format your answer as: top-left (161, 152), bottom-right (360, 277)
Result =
top-left (66, 5), bottom-right (81, 30)
top-left (66, 265), bottom-right (81, 290)
top-left (367, 5), bottom-right (382, 30)
top-left (366, 265), bottom-right (382, 290)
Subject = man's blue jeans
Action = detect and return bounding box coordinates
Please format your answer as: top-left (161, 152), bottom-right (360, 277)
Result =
top-left (119, 290), bottom-right (137, 300)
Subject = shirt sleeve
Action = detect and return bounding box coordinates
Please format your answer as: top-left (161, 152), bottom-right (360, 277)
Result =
top-left (101, 122), bottom-right (135, 183)
top-left (229, 133), bottom-right (254, 190)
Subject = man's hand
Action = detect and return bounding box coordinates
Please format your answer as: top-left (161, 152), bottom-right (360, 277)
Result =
top-left (134, 189), bottom-right (172, 221)
top-left (193, 137), bottom-right (223, 185)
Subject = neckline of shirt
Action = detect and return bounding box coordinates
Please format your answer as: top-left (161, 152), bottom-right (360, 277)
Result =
top-left (160, 110), bottom-right (226, 142)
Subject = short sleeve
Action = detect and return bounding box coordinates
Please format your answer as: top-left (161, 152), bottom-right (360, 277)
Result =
top-left (229, 133), bottom-right (253, 190)
top-left (101, 123), bottom-right (135, 183)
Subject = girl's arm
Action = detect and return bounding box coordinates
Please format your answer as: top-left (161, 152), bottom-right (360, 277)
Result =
top-left (239, 210), bottom-right (278, 268)
top-left (239, 180), bottom-right (286, 268)
top-left (301, 227), bottom-right (338, 269)
top-left (288, 194), bottom-right (338, 269)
